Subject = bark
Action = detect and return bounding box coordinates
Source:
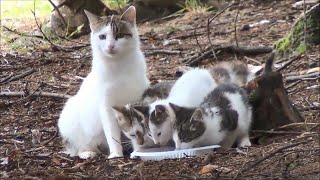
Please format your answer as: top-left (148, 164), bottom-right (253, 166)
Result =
top-left (48, 0), bottom-right (117, 37)
top-left (247, 72), bottom-right (304, 130)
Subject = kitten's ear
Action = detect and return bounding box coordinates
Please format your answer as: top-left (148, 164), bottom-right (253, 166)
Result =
top-left (192, 109), bottom-right (203, 121)
top-left (111, 106), bottom-right (128, 120)
top-left (169, 103), bottom-right (182, 114)
top-left (133, 105), bottom-right (149, 117)
top-left (120, 6), bottom-right (136, 25)
top-left (84, 10), bottom-right (100, 31)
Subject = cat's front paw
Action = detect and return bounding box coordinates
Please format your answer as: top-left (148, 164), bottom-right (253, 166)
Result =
top-left (238, 138), bottom-right (251, 148)
top-left (108, 152), bottom-right (123, 159)
top-left (78, 151), bottom-right (97, 159)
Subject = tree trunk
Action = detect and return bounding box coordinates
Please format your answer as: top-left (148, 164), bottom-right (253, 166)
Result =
top-left (48, 0), bottom-right (117, 38)
top-left (247, 71), bottom-right (304, 130)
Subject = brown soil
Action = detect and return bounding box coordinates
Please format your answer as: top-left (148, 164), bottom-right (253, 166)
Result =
top-left (1, 1), bottom-right (319, 179)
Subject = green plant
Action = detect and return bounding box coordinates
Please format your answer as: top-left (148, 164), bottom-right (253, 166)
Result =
top-left (102, 0), bottom-right (129, 10)
top-left (176, 0), bottom-right (211, 14)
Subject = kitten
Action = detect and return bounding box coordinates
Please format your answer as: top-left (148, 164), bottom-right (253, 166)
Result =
top-left (135, 68), bottom-right (218, 146)
top-left (209, 61), bottom-right (255, 87)
top-left (58, 6), bottom-right (149, 159)
top-left (142, 80), bottom-right (175, 103)
top-left (112, 104), bottom-right (156, 151)
top-left (171, 83), bottom-right (252, 150)
top-left (112, 81), bottom-right (175, 151)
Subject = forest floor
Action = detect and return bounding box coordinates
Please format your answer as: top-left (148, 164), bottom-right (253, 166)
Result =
top-left (1, 0), bottom-right (319, 179)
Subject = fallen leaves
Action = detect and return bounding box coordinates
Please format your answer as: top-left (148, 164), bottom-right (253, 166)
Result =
top-left (199, 164), bottom-right (232, 175)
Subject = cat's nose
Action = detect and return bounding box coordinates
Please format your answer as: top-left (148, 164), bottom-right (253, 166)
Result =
top-left (108, 44), bottom-right (115, 50)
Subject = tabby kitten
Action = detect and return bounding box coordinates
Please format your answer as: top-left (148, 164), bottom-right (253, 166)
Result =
top-left (172, 83), bottom-right (252, 150)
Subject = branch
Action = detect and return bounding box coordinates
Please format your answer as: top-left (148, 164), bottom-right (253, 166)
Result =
top-left (47, 0), bottom-right (67, 28)
top-left (0, 91), bottom-right (72, 99)
top-left (144, 50), bottom-right (181, 57)
top-left (0, 69), bottom-right (36, 84)
top-left (184, 45), bottom-right (273, 66)
top-left (238, 140), bottom-right (313, 174)
top-left (285, 72), bottom-right (319, 82)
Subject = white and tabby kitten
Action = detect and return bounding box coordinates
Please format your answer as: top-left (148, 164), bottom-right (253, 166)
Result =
top-left (111, 81), bottom-right (175, 151)
top-left (135, 68), bottom-right (218, 146)
top-left (58, 6), bottom-right (149, 159)
top-left (171, 83), bottom-right (252, 150)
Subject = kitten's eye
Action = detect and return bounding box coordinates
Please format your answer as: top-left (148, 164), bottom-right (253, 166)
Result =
top-left (99, 34), bottom-right (106, 40)
top-left (130, 134), bottom-right (135, 137)
top-left (157, 132), bottom-right (161, 137)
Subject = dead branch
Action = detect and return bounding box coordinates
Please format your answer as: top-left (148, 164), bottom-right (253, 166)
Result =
top-left (0, 69), bottom-right (36, 84)
top-left (40, 129), bottom-right (58, 146)
top-left (239, 139), bottom-right (313, 174)
top-left (275, 122), bottom-right (319, 130)
top-left (285, 72), bottom-right (319, 82)
top-left (0, 91), bottom-right (71, 99)
top-left (47, 0), bottom-right (67, 28)
top-left (184, 45), bottom-right (273, 66)
top-left (251, 130), bottom-right (317, 135)
top-left (206, 2), bottom-right (236, 60)
top-left (275, 54), bottom-right (302, 72)
top-left (144, 50), bottom-right (181, 57)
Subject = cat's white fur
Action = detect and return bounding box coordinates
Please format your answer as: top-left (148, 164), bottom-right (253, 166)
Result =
top-left (173, 91), bottom-right (252, 150)
top-left (58, 6), bottom-right (149, 159)
top-left (148, 69), bottom-right (218, 145)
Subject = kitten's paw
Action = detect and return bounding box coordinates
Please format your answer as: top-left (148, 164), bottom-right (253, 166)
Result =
top-left (108, 152), bottom-right (123, 159)
top-left (78, 151), bottom-right (97, 159)
top-left (238, 137), bottom-right (251, 148)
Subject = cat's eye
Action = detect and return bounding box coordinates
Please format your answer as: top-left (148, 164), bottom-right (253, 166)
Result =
top-left (157, 132), bottom-right (161, 137)
top-left (130, 134), bottom-right (135, 137)
top-left (99, 34), bottom-right (106, 40)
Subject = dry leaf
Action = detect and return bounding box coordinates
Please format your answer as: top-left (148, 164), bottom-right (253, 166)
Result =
top-left (199, 164), bottom-right (218, 174)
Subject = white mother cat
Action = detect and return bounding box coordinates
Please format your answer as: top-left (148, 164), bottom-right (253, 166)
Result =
top-left (58, 6), bottom-right (149, 159)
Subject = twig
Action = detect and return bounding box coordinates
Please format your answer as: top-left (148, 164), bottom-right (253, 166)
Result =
top-left (285, 72), bottom-right (319, 82)
top-left (0, 68), bottom-right (36, 84)
top-left (275, 122), bottom-right (319, 130)
top-left (251, 130), bottom-right (317, 135)
top-left (144, 50), bottom-right (181, 57)
top-left (0, 91), bottom-right (72, 99)
top-left (194, 28), bottom-right (204, 54)
top-left (206, 1), bottom-right (236, 60)
top-left (234, 3), bottom-right (240, 48)
top-left (239, 140), bottom-right (313, 174)
top-left (184, 45), bottom-right (273, 66)
top-left (47, 0), bottom-right (67, 28)
top-left (40, 130), bottom-right (58, 146)
top-left (298, 106), bottom-right (320, 111)
top-left (275, 54), bottom-right (302, 72)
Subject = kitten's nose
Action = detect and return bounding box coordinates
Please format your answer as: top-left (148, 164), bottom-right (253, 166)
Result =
top-left (108, 44), bottom-right (115, 50)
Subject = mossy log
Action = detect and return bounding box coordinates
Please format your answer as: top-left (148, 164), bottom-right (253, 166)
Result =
top-left (274, 3), bottom-right (320, 55)
top-left (247, 72), bottom-right (304, 130)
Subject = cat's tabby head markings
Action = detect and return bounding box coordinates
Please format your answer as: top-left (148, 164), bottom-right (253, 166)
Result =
top-left (112, 105), bottom-right (146, 145)
top-left (85, 6), bottom-right (139, 58)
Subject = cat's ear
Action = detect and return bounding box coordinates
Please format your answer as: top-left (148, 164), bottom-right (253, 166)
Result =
top-left (133, 105), bottom-right (149, 118)
top-left (112, 106), bottom-right (128, 120)
top-left (191, 109), bottom-right (203, 121)
top-left (120, 6), bottom-right (136, 25)
top-left (84, 10), bottom-right (100, 31)
top-left (112, 106), bottom-right (130, 130)
top-left (169, 103), bottom-right (182, 114)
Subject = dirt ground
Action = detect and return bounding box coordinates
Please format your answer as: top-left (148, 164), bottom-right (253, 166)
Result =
top-left (1, 0), bottom-right (319, 179)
